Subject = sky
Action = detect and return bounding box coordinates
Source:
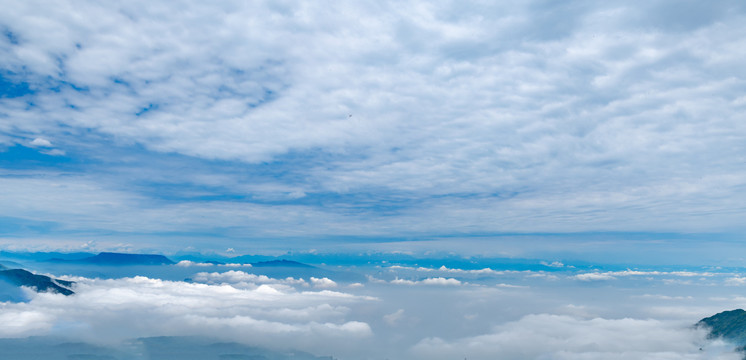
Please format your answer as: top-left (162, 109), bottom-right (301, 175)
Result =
top-left (3, 2), bottom-right (746, 357)
top-left (1, 0), bottom-right (746, 260)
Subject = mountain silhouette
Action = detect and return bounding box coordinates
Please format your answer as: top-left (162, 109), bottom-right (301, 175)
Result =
top-left (0, 268), bottom-right (74, 295)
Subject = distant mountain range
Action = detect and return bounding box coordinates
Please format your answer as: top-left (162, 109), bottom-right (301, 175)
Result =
top-left (49, 252), bottom-right (175, 266)
top-left (0, 260), bottom-right (25, 268)
top-left (44, 252), bottom-right (315, 268)
top-left (251, 259), bottom-right (314, 268)
top-left (0, 265), bottom-right (75, 296)
top-left (698, 309), bottom-right (746, 357)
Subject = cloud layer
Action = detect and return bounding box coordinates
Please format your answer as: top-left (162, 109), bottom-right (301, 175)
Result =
top-left (2, 263), bottom-right (746, 359)
top-left (0, 274), bottom-right (373, 355)
top-left (1, 1), bottom-right (746, 250)
top-left (411, 314), bottom-right (739, 360)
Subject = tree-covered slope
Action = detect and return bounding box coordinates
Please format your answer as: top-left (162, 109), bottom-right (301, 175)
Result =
top-left (0, 268), bottom-right (75, 296)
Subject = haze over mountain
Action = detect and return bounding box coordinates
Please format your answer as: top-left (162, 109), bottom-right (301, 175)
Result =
top-left (0, 336), bottom-right (333, 360)
top-left (250, 259), bottom-right (314, 268)
top-left (48, 252), bottom-right (175, 266)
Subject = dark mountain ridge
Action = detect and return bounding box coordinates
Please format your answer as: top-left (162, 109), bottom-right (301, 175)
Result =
top-left (0, 268), bottom-right (75, 295)
top-left (698, 309), bottom-right (746, 358)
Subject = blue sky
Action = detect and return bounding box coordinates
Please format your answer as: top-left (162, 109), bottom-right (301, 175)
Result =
top-left (1, 0), bottom-right (746, 258)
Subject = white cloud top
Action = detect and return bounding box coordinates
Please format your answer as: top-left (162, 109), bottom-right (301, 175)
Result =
top-left (0, 275), bottom-right (373, 354)
top-left (411, 314), bottom-right (739, 360)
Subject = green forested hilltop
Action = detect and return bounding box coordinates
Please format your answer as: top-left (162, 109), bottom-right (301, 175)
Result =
top-left (698, 308), bottom-right (746, 360)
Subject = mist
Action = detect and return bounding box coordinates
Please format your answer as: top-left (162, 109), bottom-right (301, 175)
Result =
top-left (2, 258), bottom-right (745, 359)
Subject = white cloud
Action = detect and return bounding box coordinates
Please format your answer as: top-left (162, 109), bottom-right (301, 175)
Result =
top-left (0, 275), bottom-right (373, 355)
top-left (175, 260), bottom-right (212, 267)
top-left (725, 277), bottom-right (746, 286)
top-left (495, 283), bottom-right (528, 289)
top-left (388, 265), bottom-right (519, 276)
top-left (410, 314), bottom-right (740, 360)
top-left (390, 278), bottom-right (416, 285)
top-left (1, 0), bottom-right (745, 238)
top-left (191, 270), bottom-right (309, 288)
top-left (390, 277), bottom-right (462, 286)
top-left (574, 273), bottom-right (617, 281)
top-left (420, 277), bottom-right (462, 286)
top-left (572, 270), bottom-right (718, 282)
top-left (29, 138), bottom-right (52, 147)
top-left (383, 309), bottom-right (405, 326)
top-left (220, 263), bottom-right (252, 267)
top-left (542, 261), bottom-right (565, 268)
top-left (40, 148), bottom-right (65, 156)
top-left (0, 310), bottom-right (55, 337)
top-left (176, 260), bottom-right (251, 268)
top-left (1, 264), bottom-right (743, 359)
top-left (310, 277), bottom-right (338, 289)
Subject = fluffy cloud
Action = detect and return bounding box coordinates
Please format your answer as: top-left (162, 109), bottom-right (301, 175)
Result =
top-left (410, 314), bottom-right (740, 360)
top-left (29, 138), bottom-right (52, 147)
top-left (0, 309), bottom-right (54, 337)
top-left (0, 275), bottom-right (373, 355)
top-left (389, 265), bottom-right (526, 276)
top-left (2, 264), bottom-right (745, 359)
top-left (310, 277), bottom-right (338, 289)
top-left (175, 260), bottom-right (214, 267)
top-left (191, 270), bottom-right (310, 288)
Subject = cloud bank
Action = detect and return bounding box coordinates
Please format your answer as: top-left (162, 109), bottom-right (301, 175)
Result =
top-left (1, 263), bottom-right (745, 359)
top-left (411, 314), bottom-right (740, 360)
top-left (0, 274), bottom-right (373, 356)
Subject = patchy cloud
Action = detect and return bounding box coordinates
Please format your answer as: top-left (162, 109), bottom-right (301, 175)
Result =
top-left (391, 277), bottom-right (462, 286)
top-left (191, 270), bottom-right (309, 288)
top-left (29, 138), bottom-right (52, 147)
top-left (383, 309), bottom-right (405, 327)
top-left (724, 277), bottom-right (746, 286)
top-left (310, 277), bottom-right (338, 289)
top-left (175, 260), bottom-right (213, 267)
top-left (0, 0), bottom-right (745, 247)
top-left (574, 270), bottom-right (718, 282)
top-left (575, 272), bottom-right (617, 281)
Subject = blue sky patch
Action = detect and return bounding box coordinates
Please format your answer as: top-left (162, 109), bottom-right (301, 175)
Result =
top-left (0, 72), bottom-right (32, 98)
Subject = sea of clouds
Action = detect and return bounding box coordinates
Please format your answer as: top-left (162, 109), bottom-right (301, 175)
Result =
top-left (3, 263), bottom-right (746, 359)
